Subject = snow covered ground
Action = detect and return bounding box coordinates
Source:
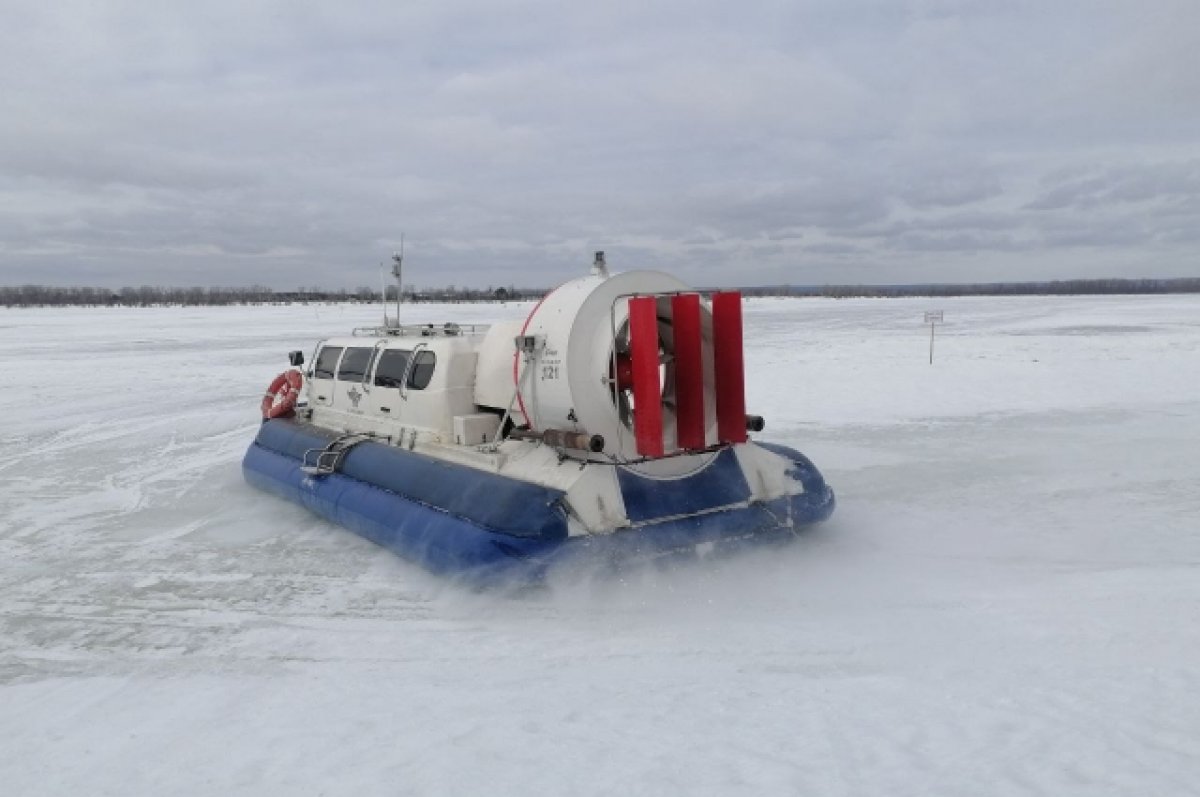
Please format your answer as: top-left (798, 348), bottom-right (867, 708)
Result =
top-left (2, 294), bottom-right (1198, 795)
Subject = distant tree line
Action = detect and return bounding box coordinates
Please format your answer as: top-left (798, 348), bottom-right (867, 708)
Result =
top-left (742, 277), bottom-right (1200, 299)
top-left (0, 285), bottom-right (278, 307)
top-left (3, 277), bottom-right (1199, 307)
top-left (0, 283), bottom-right (545, 308)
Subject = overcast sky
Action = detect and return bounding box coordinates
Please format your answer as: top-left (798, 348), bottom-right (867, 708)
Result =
top-left (2, 0), bottom-right (1198, 289)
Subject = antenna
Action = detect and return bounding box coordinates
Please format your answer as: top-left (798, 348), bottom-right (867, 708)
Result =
top-left (391, 233), bottom-right (404, 325)
top-left (379, 262), bottom-right (389, 327)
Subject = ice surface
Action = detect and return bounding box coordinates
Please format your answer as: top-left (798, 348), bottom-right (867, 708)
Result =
top-left (2, 296), bottom-right (1198, 795)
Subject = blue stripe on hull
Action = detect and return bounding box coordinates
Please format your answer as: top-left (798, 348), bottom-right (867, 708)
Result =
top-left (616, 447), bottom-right (752, 523)
top-left (537, 488), bottom-right (835, 577)
top-left (243, 443), bottom-right (560, 579)
top-left (254, 419), bottom-right (568, 541)
top-left (242, 427), bottom-right (835, 584)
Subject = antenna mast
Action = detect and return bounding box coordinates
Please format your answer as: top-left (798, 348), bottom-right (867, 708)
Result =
top-left (391, 234), bottom-right (404, 327)
top-left (379, 262), bottom-right (388, 327)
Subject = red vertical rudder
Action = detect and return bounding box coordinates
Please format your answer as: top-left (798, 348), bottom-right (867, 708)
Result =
top-left (671, 293), bottom-right (706, 450)
top-left (711, 291), bottom-right (747, 444)
top-left (628, 296), bottom-right (665, 457)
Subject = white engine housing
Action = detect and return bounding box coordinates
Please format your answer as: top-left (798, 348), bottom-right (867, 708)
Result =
top-left (506, 270), bottom-right (721, 465)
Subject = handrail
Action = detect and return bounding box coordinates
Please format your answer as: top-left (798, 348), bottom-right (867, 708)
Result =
top-left (362, 339), bottom-right (388, 393)
top-left (398, 342), bottom-right (428, 401)
top-left (307, 338), bottom-right (327, 379)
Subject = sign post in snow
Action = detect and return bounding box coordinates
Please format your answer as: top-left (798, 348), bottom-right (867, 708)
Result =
top-left (924, 310), bottom-right (944, 364)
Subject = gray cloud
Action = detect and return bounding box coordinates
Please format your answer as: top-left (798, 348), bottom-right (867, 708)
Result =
top-left (1027, 161), bottom-right (1200, 210)
top-left (1, 0), bottom-right (1199, 288)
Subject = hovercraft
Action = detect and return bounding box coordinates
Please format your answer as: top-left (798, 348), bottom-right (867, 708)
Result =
top-left (242, 252), bottom-right (834, 582)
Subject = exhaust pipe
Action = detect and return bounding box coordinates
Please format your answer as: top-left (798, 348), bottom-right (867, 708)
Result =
top-left (510, 428), bottom-right (605, 453)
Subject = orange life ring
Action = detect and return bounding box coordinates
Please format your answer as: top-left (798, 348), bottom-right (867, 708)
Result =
top-left (261, 370), bottom-right (303, 419)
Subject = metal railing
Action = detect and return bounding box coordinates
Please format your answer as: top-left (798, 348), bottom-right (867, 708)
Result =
top-left (352, 322), bottom-right (489, 338)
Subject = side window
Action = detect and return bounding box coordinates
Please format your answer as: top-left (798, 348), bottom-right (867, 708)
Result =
top-left (408, 350), bottom-right (436, 390)
top-left (374, 349), bottom-right (410, 388)
top-left (337, 347), bottom-right (375, 382)
top-left (313, 346), bottom-right (343, 379)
